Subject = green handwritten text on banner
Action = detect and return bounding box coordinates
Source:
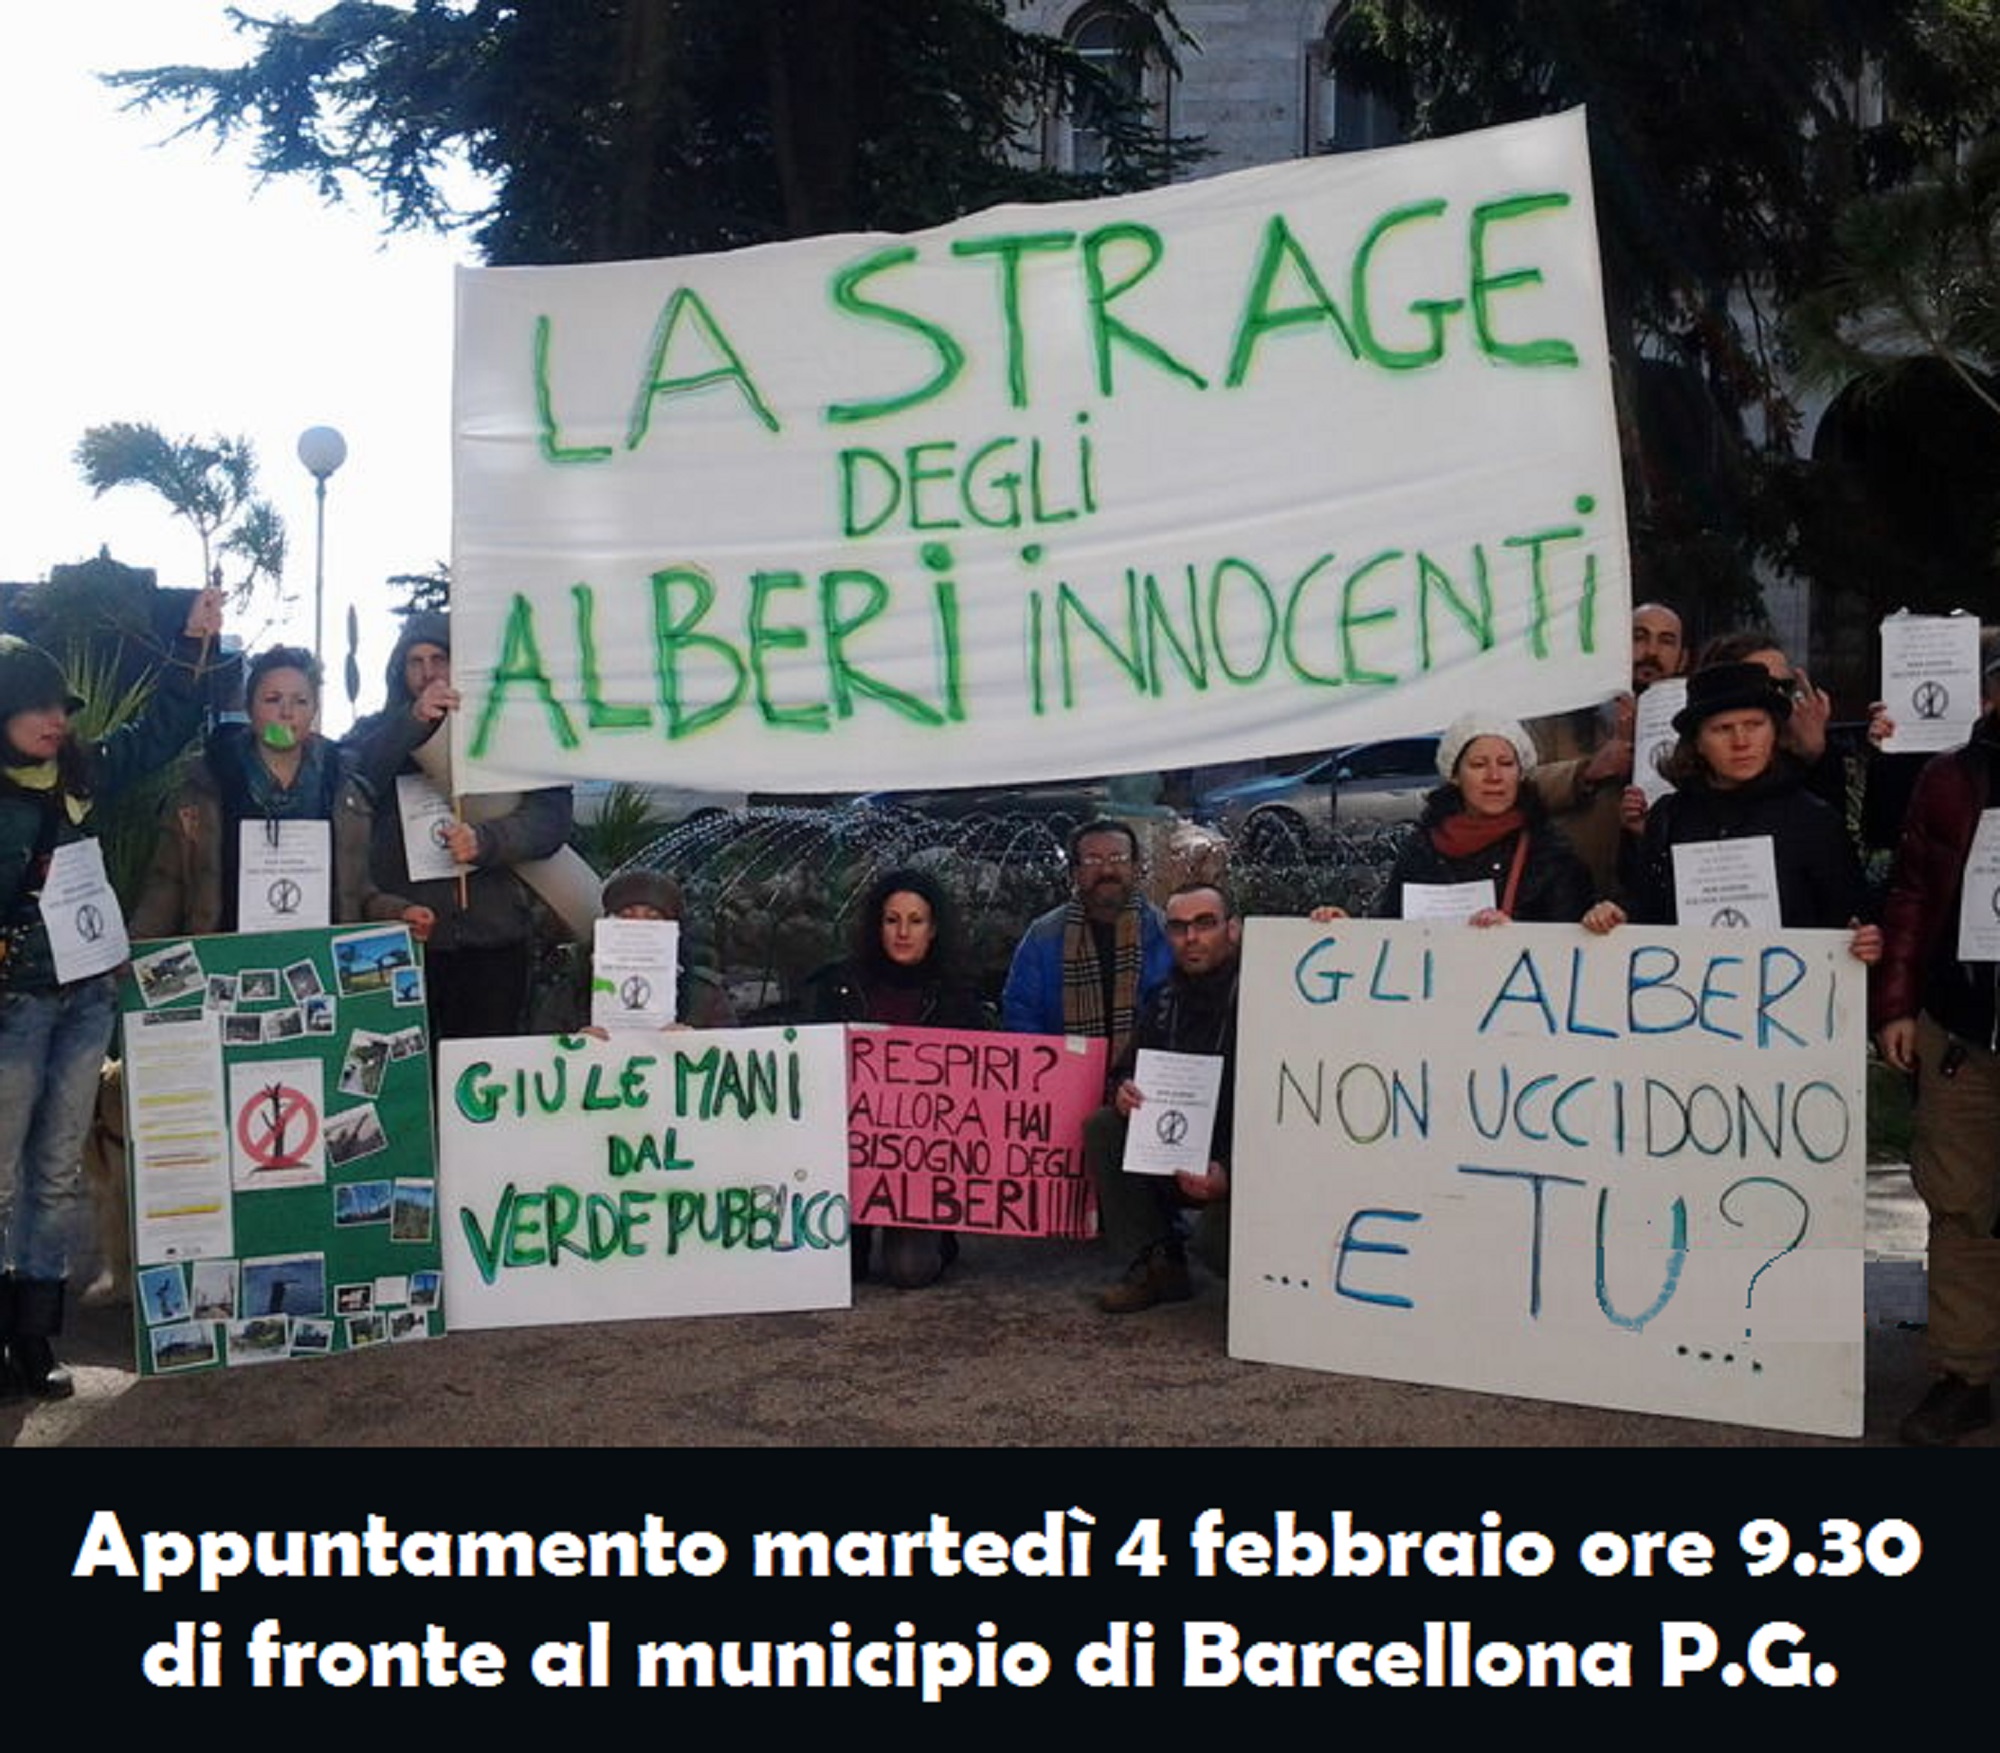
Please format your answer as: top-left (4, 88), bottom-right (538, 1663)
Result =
top-left (437, 1027), bottom-right (851, 1330)
top-left (452, 111), bottom-right (1629, 794)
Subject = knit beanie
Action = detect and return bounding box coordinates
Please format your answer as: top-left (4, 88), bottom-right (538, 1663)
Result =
top-left (0, 636), bottom-right (85, 728)
top-left (1435, 711), bottom-right (1538, 781)
top-left (601, 868), bottom-right (686, 919)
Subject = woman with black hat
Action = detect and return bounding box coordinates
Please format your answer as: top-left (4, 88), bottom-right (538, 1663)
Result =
top-left (0, 590), bottom-right (224, 1398)
top-left (1584, 660), bottom-right (1882, 960)
top-left (805, 867), bottom-right (991, 1288)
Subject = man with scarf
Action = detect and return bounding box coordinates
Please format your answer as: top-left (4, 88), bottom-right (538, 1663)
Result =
top-left (1873, 648), bottom-right (2000, 1445)
top-left (1087, 882), bottom-right (1241, 1314)
top-left (1000, 818), bottom-right (1171, 1062)
top-left (344, 612), bottom-right (576, 1040)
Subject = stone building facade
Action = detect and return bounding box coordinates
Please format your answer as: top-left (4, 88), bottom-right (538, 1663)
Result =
top-left (1010, 1), bottom-right (1397, 178)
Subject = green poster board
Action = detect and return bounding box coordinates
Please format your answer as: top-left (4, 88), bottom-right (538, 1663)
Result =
top-left (119, 923), bottom-right (443, 1375)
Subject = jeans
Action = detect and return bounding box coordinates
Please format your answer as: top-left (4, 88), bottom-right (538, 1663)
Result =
top-left (0, 973), bottom-right (118, 1280)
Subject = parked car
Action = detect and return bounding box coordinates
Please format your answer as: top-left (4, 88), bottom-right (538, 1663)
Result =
top-left (1195, 735), bottom-right (1441, 854)
top-left (850, 773), bottom-right (1175, 823)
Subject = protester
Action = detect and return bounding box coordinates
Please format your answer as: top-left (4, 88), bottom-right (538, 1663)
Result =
top-left (0, 590), bottom-right (223, 1398)
top-left (1871, 655), bottom-right (2000, 1445)
top-left (1585, 661), bottom-right (1882, 959)
top-left (574, 867), bottom-right (735, 1033)
top-left (1001, 819), bottom-right (1172, 1072)
top-left (1364, 712), bottom-right (1593, 925)
top-left (1859, 625), bottom-right (2000, 857)
top-left (1088, 882), bottom-right (1242, 1314)
top-left (130, 645), bottom-right (433, 941)
top-left (807, 867), bottom-right (987, 1288)
top-left (343, 612), bottom-right (574, 1040)
top-left (1527, 600), bottom-right (1689, 898)
top-left (1690, 628), bottom-right (1844, 813)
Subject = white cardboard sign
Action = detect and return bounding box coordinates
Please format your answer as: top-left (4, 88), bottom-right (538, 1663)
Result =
top-left (438, 1027), bottom-right (850, 1329)
top-left (452, 111), bottom-right (1630, 795)
top-left (1229, 918), bottom-right (1865, 1436)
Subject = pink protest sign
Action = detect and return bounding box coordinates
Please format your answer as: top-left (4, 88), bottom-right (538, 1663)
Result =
top-left (846, 1027), bottom-right (1107, 1239)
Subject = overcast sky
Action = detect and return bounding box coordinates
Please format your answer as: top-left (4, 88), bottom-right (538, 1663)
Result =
top-left (0, 2), bottom-right (474, 721)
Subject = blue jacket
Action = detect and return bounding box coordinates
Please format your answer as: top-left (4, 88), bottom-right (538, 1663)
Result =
top-left (1001, 898), bottom-right (1173, 1036)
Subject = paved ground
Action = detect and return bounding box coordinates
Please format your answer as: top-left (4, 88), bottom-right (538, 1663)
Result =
top-left (6, 1166), bottom-right (1961, 1450)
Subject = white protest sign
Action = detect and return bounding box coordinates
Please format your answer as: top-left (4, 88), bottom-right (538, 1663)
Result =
top-left (1670, 836), bottom-right (1782, 932)
top-left (1400, 879), bottom-right (1495, 923)
top-left (590, 917), bottom-right (680, 1030)
top-left (40, 839), bottom-right (128, 983)
top-left (452, 110), bottom-right (1629, 795)
top-left (237, 821), bottom-right (332, 932)
top-left (1230, 919), bottom-right (1865, 1437)
top-left (439, 1027), bottom-right (850, 1329)
top-left (395, 775), bottom-right (465, 883)
top-left (1959, 809), bottom-right (2000, 963)
top-left (1121, 1048), bottom-right (1224, 1177)
top-left (1880, 613), bottom-right (1981, 755)
top-left (1632, 677), bottom-right (1684, 807)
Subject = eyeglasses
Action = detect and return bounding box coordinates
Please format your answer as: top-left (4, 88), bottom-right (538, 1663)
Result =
top-left (1165, 913), bottom-right (1224, 936)
top-left (1076, 854), bottom-right (1134, 870)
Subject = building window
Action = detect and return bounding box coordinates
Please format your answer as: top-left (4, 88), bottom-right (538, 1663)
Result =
top-left (1055, 3), bottom-right (1157, 176)
top-left (1308, 3), bottom-right (1402, 156)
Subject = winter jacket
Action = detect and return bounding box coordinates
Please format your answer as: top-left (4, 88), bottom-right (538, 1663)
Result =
top-left (1624, 765), bottom-right (1867, 932)
top-left (1375, 789), bottom-right (1594, 923)
top-left (343, 615), bottom-right (573, 955)
top-left (128, 725), bottom-right (411, 938)
top-left (999, 898), bottom-right (1173, 1036)
top-left (1114, 964), bottom-right (1241, 1172)
top-left (1870, 714), bottom-right (2000, 1047)
top-left (0, 637), bottom-right (212, 992)
top-left (804, 959), bottom-right (992, 1030)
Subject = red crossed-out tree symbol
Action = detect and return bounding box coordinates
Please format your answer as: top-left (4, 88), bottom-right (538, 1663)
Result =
top-left (236, 1081), bottom-right (320, 1170)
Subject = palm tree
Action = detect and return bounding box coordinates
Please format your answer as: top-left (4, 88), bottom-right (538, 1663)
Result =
top-left (73, 422), bottom-right (288, 606)
top-left (1787, 135), bottom-right (2000, 425)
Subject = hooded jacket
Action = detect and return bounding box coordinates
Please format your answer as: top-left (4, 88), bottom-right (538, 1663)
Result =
top-left (343, 614), bottom-right (572, 954)
top-left (0, 635), bottom-right (213, 991)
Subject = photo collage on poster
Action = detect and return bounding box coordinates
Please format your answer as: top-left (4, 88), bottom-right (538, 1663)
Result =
top-left (121, 924), bottom-right (443, 1375)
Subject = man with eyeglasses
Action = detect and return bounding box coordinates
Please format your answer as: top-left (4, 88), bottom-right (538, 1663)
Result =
top-left (1000, 818), bottom-right (1171, 1067)
top-left (1085, 882), bottom-right (1243, 1314)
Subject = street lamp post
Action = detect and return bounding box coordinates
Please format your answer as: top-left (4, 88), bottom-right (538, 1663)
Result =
top-left (296, 425), bottom-right (348, 659)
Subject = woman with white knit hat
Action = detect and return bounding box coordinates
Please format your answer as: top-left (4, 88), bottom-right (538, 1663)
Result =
top-left (1368, 709), bottom-right (1595, 925)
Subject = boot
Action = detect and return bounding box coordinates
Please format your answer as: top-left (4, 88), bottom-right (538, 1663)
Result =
top-left (9, 1278), bottom-right (75, 1401)
top-left (1898, 1374), bottom-right (1992, 1447)
top-left (1098, 1243), bottom-right (1192, 1314)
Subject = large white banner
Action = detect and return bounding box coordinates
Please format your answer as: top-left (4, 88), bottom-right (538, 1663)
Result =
top-left (438, 1027), bottom-right (850, 1329)
top-left (453, 111), bottom-right (1629, 794)
top-left (1230, 920), bottom-right (1866, 1437)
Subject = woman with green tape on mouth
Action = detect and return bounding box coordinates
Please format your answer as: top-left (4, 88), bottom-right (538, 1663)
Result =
top-left (130, 645), bottom-right (433, 943)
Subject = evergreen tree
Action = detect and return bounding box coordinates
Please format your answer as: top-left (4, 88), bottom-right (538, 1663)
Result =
top-left (72, 422), bottom-right (287, 608)
top-left (1336, 1), bottom-right (1999, 624)
top-left (108, 0), bottom-right (1195, 265)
